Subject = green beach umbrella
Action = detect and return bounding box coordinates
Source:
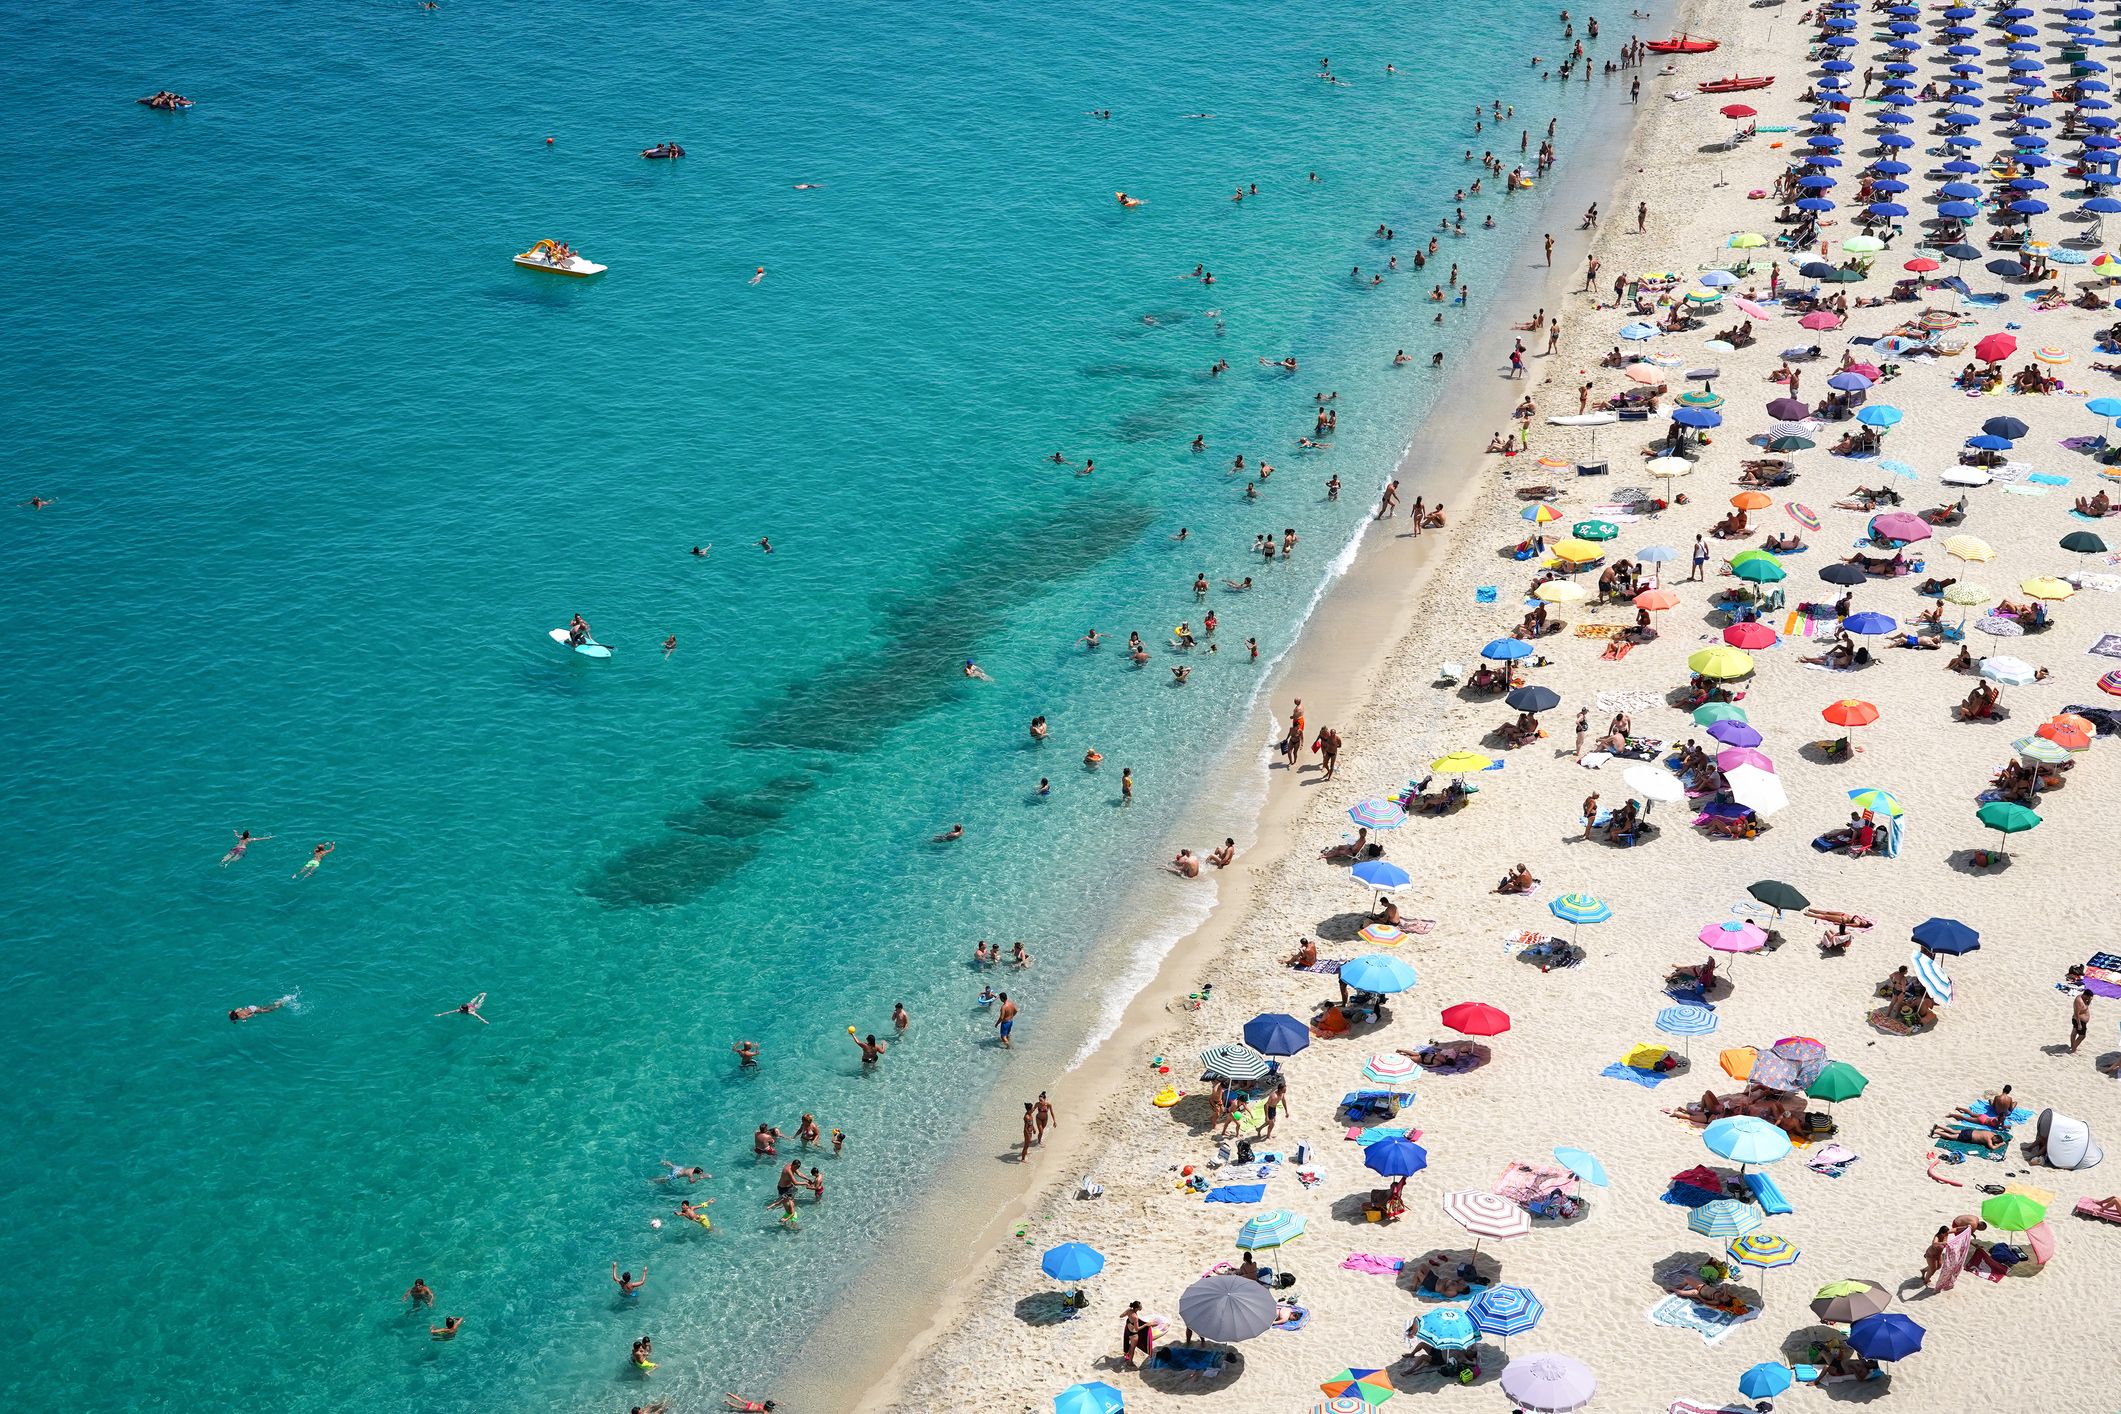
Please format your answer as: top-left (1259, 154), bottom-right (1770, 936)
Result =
top-left (1976, 799), bottom-right (2041, 853)
top-left (1732, 556), bottom-right (1787, 584)
top-left (1806, 1061), bottom-right (1868, 1106)
top-left (1694, 703), bottom-right (1748, 726)
top-left (1572, 520), bottom-right (1620, 541)
top-left (1981, 1193), bottom-right (2047, 1231)
top-left (1678, 390), bottom-right (1726, 408)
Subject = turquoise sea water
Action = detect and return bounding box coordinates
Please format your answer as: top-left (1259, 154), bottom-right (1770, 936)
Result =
top-left (1, 1), bottom-right (1624, 1406)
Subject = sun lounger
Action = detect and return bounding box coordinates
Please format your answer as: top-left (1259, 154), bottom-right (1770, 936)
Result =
top-left (2074, 1198), bottom-right (2121, 1224)
top-left (1744, 1171), bottom-right (1793, 1216)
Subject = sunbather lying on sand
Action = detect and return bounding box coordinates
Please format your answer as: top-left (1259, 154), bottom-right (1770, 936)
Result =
top-left (1929, 1123), bottom-right (2007, 1150)
top-left (2083, 1196), bottom-right (2121, 1219)
top-left (1399, 1041), bottom-right (1479, 1069)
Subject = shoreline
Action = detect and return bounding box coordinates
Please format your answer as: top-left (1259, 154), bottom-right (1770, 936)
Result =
top-left (786, 29), bottom-right (1677, 1412)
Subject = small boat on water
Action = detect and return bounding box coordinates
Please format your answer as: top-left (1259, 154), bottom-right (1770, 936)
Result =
top-left (1647, 34), bottom-right (1720, 54)
top-left (1699, 75), bottom-right (1774, 93)
top-left (513, 240), bottom-right (607, 277)
top-left (641, 143), bottom-right (686, 159)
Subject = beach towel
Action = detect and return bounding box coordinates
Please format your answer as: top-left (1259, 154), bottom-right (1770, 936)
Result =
top-left (1414, 1280), bottom-right (1489, 1303)
top-left (1299, 958), bottom-right (1347, 975)
top-left (1202, 1183), bottom-right (1266, 1204)
top-left (2089, 633), bottom-right (2121, 661)
top-left (2028, 473), bottom-right (2071, 486)
top-left (1601, 1061), bottom-right (1670, 1089)
top-left (1595, 690), bottom-right (1662, 715)
top-left (1805, 1143), bottom-right (1858, 1177)
top-left (1340, 1253), bottom-right (1405, 1275)
top-left (1602, 639), bottom-right (1636, 662)
top-left (1476, 585), bottom-right (1499, 604)
top-left (1646, 1294), bottom-right (1758, 1345)
top-left (1967, 1100), bottom-right (2034, 1128)
top-left (1355, 1126), bottom-right (1413, 1147)
top-left (2004, 485), bottom-right (2049, 497)
top-left (1401, 917), bottom-right (1437, 935)
top-left (1933, 1226), bottom-right (1974, 1292)
top-left (1574, 623), bottom-right (1623, 639)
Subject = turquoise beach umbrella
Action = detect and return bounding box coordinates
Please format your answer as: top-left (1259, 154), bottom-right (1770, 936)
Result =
top-left (1041, 1242), bottom-right (1106, 1282)
top-left (1548, 893), bottom-right (1612, 926)
top-left (1055, 1381), bottom-right (1125, 1414)
top-left (1416, 1305), bottom-right (1481, 1350)
top-left (1234, 1209), bottom-right (1307, 1250)
top-left (1339, 954), bottom-right (1417, 993)
top-left (1552, 1147), bottom-right (1608, 1186)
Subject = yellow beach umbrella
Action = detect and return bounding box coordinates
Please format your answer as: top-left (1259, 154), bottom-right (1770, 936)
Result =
top-left (1945, 535), bottom-right (1994, 562)
top-left (2021, 576), bottom-right (2073, 600)
top-left (1551, 537), bottom-right (1603, 563)
top-left (1719, 1047), bottom-right (1758, 1080)
top-left (1534, 580), bottom-right (1587, 603)
top-left (1622, 1043), bottom-right (1671, 1069)
top-left (1729, 232), bottom-right (1768, 249)
top-left (1431, 750), bottom-right (1495, 775)
top-left (1688, 646), bottom-right (1756, 679)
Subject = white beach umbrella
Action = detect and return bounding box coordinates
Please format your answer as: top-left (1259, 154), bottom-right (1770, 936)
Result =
top-left (1624, 765), bottom-right (1687, 803)
top-left (1724, 764), bottom-right (1788, 816)
top-left (1980, 656), bottom-right (2037, 687)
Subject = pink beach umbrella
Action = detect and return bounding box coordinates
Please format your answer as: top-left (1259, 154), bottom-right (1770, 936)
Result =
top-left (1734, 298), bottom-right (1773, 320)
top-left (1799, 310), bottom-right (1843, 331)
top-left (1701, 921), bottom-right (1768, 969)
top-left (1716, 747), bottom-right (1775, 773)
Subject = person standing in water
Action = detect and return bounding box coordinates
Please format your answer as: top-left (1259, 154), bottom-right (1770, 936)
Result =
top-left (220, 829), bottom-right (271, 866)
top-left (995, 993), bottom-right (1018, 1049)
top-left (612, 1262), bottom-right (649, 1297)
top-left (403, 1278), bottom-right (435, 1307)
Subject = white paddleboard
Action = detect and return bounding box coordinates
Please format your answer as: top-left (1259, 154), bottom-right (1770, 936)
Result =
top-left (548, 628), bottom-right (613, 658)
top-left (1548, 412), bottom-right (1619, 426)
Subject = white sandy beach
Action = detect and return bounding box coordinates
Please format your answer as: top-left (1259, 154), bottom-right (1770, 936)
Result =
top-left (851, 3), bottom-right (2121, 1412)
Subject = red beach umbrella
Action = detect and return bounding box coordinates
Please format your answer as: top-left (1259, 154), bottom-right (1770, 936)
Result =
top-left (1800, 310), bottom-right (1842, 331)
top-left (1974, 332), bottom-right (2017, 365)
top-left (1721, 103), bottom-right (1759, 118)
top-left (1725, 621), bottom-right (1779, 649)
top-left (2036, 719), bottom-right (2092, 752)
top-left (1441, 1002), bottom-right (1512, 1037)
top-left (1821, 699), bottom-right (1879, 728)
top-left (1904, 257), bottom-right (1940, 273)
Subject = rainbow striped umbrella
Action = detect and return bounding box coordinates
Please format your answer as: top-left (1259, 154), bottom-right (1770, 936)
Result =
top-left (1319, 1369), bottom-right (1396, 1407)
top-left (1522, 502), bottom-right (1564, 524)
top-left (1358, 922), bottom-right (1406, 948)
top-left (1787, 501), bottom-right (1822, 531)
top-left (1348, 798), bottom-right (1407, 830)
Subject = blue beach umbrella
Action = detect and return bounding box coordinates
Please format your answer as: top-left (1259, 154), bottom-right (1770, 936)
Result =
top-left (1880, 134), bottom-right (1915, 150)
top-left (1469, 1285), bottom-right (1545, 1339)
top-left (1481, 637), bottom-right (1533, 661)
top-left (1043, 1242), bottom-right (1106, 1282)
top-left (1416, 1305), bottom-right (1480, 1351)
top-left (1867, 200), bottom-right (1909, 217)
top-left (1843, 611), bottom-right (1897, 635)
top-left (2010, 198), bottom-right (2051, 214)
top-left (1234, 1210), bottom-right (1306, 1252)
top-left (1704, 1116), bottom-right (1793, 1169)
top-left (1671, 407), bottom-right (1721, 430)
top-left (1879, 458), bottom-right (1920, 479)
top-left (1875, 160), bottom-right (1911, 175)
top-left (1967, 434), bottom-right (2013, 452)
top-left (1912, 917), bottom-right (1981, 955)
top-left (1797, 174), bottom-right (1836, 189)
top-left (1941, 111), bottom-right (1981, 126)
top-left (1936, 182), bottom-right (1980, 199)
top-left (2088, 397), bottom-right (2121, 417)
top-left (1351, 858), bottom-right (1412, 891)
top-left (1938, 201), bottom-right (1979, 218)
top-left (1055, 1382), bottom-right (1125, 1414)
top-left (1338, 954), bottom-right (1417, 994)
top-left (1849, 1313), bottom-right (1926, 1361)
top-left (1796, 197), bottom-right (1837, 212)
top-left (1242, 1012), bottom-right (1311, 1056)
top-left (1348, 799), bottom-right (1406, 832)
top-left (1875, 111), bottom-right (1912, 125)
top-left (1656, 1003), bottom-right (1720, 1038)
top-left (1871, 179), bottom-right (1907, 194)
top-left (1552, 1147), bottom-right (1607, 1187)
top-left (1364, 1137), bottom-right (1430, 1177)
top-left (1548, 892), bottom-right (1612, 927)
top-left (1858, 404), bottom-right (1902, 430)
top-left (1982, 415), bottom-right (2029, 440)
top-left (1687, 1199), bottom-right (1763, 1240)
top-left (1740, 1364), bottom-right (1795, 1400)
top-left (1619, 322), bottom-right (1658, 341)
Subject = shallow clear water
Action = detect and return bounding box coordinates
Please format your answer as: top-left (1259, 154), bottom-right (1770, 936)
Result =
top-left (1, 0), bottom-right (1619, 1405)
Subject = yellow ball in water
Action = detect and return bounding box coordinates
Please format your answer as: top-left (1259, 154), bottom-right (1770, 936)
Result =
top-left (848, 1025), bottom-right (858, 1035)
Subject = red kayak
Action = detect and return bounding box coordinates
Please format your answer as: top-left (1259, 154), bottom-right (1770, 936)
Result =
top-left (1699, 75), bottom-right (1775, 93)
top-left (1648, 34), bottom-right (1720, 53)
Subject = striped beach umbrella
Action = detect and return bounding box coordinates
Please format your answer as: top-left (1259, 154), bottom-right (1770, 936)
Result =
top-left (1234, 1209), bottom-right (1306, 1250)
top-left (1199, 1042), bottom-right (1272, 1081)
top-left (1687, 1199), bottom-right (1763, 1240)
top-left (1361, 1052), bottom-right (1419, 1083)
top-left (1347, 798), bottom-right (1407, 830)
top-left (1787, 501), bottom-right (1822, 531)
top-left (1319, 1370), bottom-right (1395, 1408)
top-left (1847, 786), bottom-right (1904, 817)
top-left (1415, 1305), bottom-right (1481, 1351)
top-left (1548, 893), bottom-right (1612, 926)
top-left (1912, 949), bottom-right (1953, 1006)
top-left (1655, 1004), bottom-right (1720, 1059)
top-left (1522, 502), bottom-right (1564, 524)
top-left (1470, 1284), bottom-right (1547, 1338)
top-left (1728, 1233), bottom-right (1801, 1269)
top-left (2015, 736), bottom-right (2071, 766)
top-left (1358, 922), bottom-right (1406, 948)
top-left (1442, 1190), bottom-right (1532, 1245)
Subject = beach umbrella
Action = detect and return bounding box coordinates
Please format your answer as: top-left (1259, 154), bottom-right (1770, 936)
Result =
top-left (1806, 1061), bottom-right (1868, 1105)
top-left (1361, 1052), bottom-right (1418, 1084)
top-left (1945, 535), bottom-right (1994, 561)
top-left (1548, 892), bottom-right (1612, 933)
top-left (1687, 1199), bottom-right (1763, 1240)
top-left (1822, 698), bottom-right (1879, 741)
top-left (1318, 1370), bottom-right (1395, 1407)
top-left (1499, 1355), bottom-right (1594, 1413)
top-left (1706, 719), bottom-right (1762, 747)
top-left (1532, 580), bottom-right (1586, 603)
top-left (1799, 310), bottom-right (1843, 330)
top-left (1856, 404), bottom-right (1902, 429)
top-left (1911, 918), bottom-right (1979, 958)
top-left (1818, 562), bottom-right (1867, 588)
top-left (2038, 718), bottom-right (2093, 753)
top-left (1718, 1047), bottom-right (1757, 1081)
top-left (1733, 556), bottom-right (1786, 587)
top-left (1870, 511), bottom-right (1928, 543)
top-left (1442, 1190), bottom-right (1531, 1246)
top-left (1725, 764), bottom-right (1788, 816)
top-left (1633, 587), bottom-right (1681, 613)
top-left (1415, 1306), bottom-right (1480, 1352)
top-left (1975, 332), bottom-right (2017, 363)
top-left (1977, 800), bottom-right (2041, 853)
top-left (1656, 1004), bottom-right (1719, 1058)
top-left (1739, 1364), bottom-right (1794, 1401)
top-left (1359, 923), bottom-right (1405, 948)
top-left (1176, 1275), bottom-right (1277, 1343)
top-left (1043, 1241), bottom-right (1107, 1282)
top-left (1350, 859), bottom-right (1411, 892)
top-left (1340, 954), bottom-right (1417, 994)
top-left (1912, 948), bottom-right (1954, 1006)
top-left (1364, 1137), bottom-right (1429, 1178)
top-left (1505, 685), bottom-right (1561, 714)
top-left (1242, 1013), bottom-right (1311, 1057)
top-left (1522, 501), bottom-right (1564, 524)
top-left (1979, 656), bottom-right (2036, 687)
top-left (1982, 1193), bottom-right (2047, 1231)
top-left (1551, 1148), bottom-right (1606, 1187)
top-left (1441, 1001), bottom-right (1510, 1037)
top-left (1234, 1210), bottom-right (1306, 1250)
top-left (1701, 920), bottom-right (1767, 955)
top-left (1469, 1284), bottom-right (1546, 1344)
top-left (1429, 750), bottom-right (1493, 777)
top-left (1728, 1232), bottom-right (1800, 1271)
top-left (1982, 415), bottom-right (2030, 441)
top-left (1729, 232), bottom-right (1767, 248)
top-left (1348, 799), bottom-right (1406, 830)
top-left (1624, 764), bottom-right (1687, 804)
top-left (1688, 646), bottom-right (1753, 679)
top-left (1481, 637), bottom-right (1533, 661)
top-left (1748, 879), bottom-right (1808, 914)
top-left (1847, 787), bottom-right (1903, 818)
top-left (1723, 622), bottom-right (1777, 649)
top-left (1200, 1043), bottom-right (1272, 1081)
top-left (1765, 397), bottom-right (1810, 420)
top-left (1942, 582), bottom-right (1990, 608)
top-left (1646, 456), bottom-right (1693, 479)
top-left (1842, 611), bottom-right (1897, 635)
top-left (2021, 576), bottom-right (2073, 601)
top-left (1618, 322), bottom-right (1658, 341)
top-left (1705, 1116), bottom-right (1792, 1169)
top-left (1054, 1382), bottom-right (1125, 1414)
top-left (2061, 530), bottom-right (2108, 554)
top-left (1848, 1313), bottom-right (1925, 1362)
top-left (1811, 1279), bottom-right (1891, 1324)
top-left (1571, 519), bottom-right (1621, 542)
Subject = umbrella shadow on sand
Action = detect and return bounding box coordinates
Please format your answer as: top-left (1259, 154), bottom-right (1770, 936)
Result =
top-left (1796, 740), bottom-right (1855, 767)
top-left (1315, 911), bottom-right (1375, 943)
top-left (1946, 847), bottom-right (2016, 876)
top-left (1401, 1248), bottom-right (1505, 1295)
top-left (1778, 1326), bottom-right (1895, 1403)
top-left (1012, 1291), bottom-right (1081, 1328)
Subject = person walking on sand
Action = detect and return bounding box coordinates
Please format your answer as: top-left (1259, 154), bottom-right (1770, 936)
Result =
top-left (2070, 988), bottom-right (2092, 1053)
top-left (1377, 479), bottom-right (1400, 518)
top-left (1690, 535), bottom-right (1709, 583)
top-left (1582, 792), bottom-right (1600, 838)
top-left (1018, 1101), bottom-right (1037, 1162)
top-left (1636, 200), bottom-right (1647, 233)
top-left (1574, 707), bottom-right (1589, 759)
top-left (1544, 232), bottom-right (1554, 265)
top-left (996, 992), bottom-right (1018, 1049)
top-left (1035, 1090), bottom-right (1057, 1144)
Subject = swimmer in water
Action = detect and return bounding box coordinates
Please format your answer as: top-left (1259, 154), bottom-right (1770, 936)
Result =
top-left (676, 1198), bottom-right (715, 1228)
top-left (1083, 748), bottom-right (1104, 769)
top-left (732, 1039), bottom-right (760, 1067)
top-left (20, 496), bottom-right (53, 509)
top-left (435, 992), bottom-right (489, 1024)
top-left (758, 537), bottom-right (773, 553)
top-left (689, 545), bottom-right (711, 556)
top-left (749, 267), bottom-right (765, 284)
top-left (1037, 777), bottom-right (1050, 796)
top-left (1115, 192), bottom-right (1141, 207)
top-left (227, 997), bottom-right (289, 1022)
top-left (431, 1316), bottom-right (463, 1340)
top-left (219, 829), bottom-right (271, 866)
top-left (612, 1262), bottom-right (649, 1297)
top-left (632, 1335), bottom-right (657, 1369)
top-left (963, 660), bottom-right (991, 681)
top-left (662, 635), bottom-right (677, 656)
top-left (724, 1395), bottom-right (778, 1412)
top-left (932, 824), bottom-right (964, 842)
top-left (655, 1159), bottom-right (710, 1183)
top-left (793, 183), bottom-right (822, 190)
top-left (293, 841), bottom-right (334, 879)
top-left (1079, 628), bottom-right (1102, 648)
